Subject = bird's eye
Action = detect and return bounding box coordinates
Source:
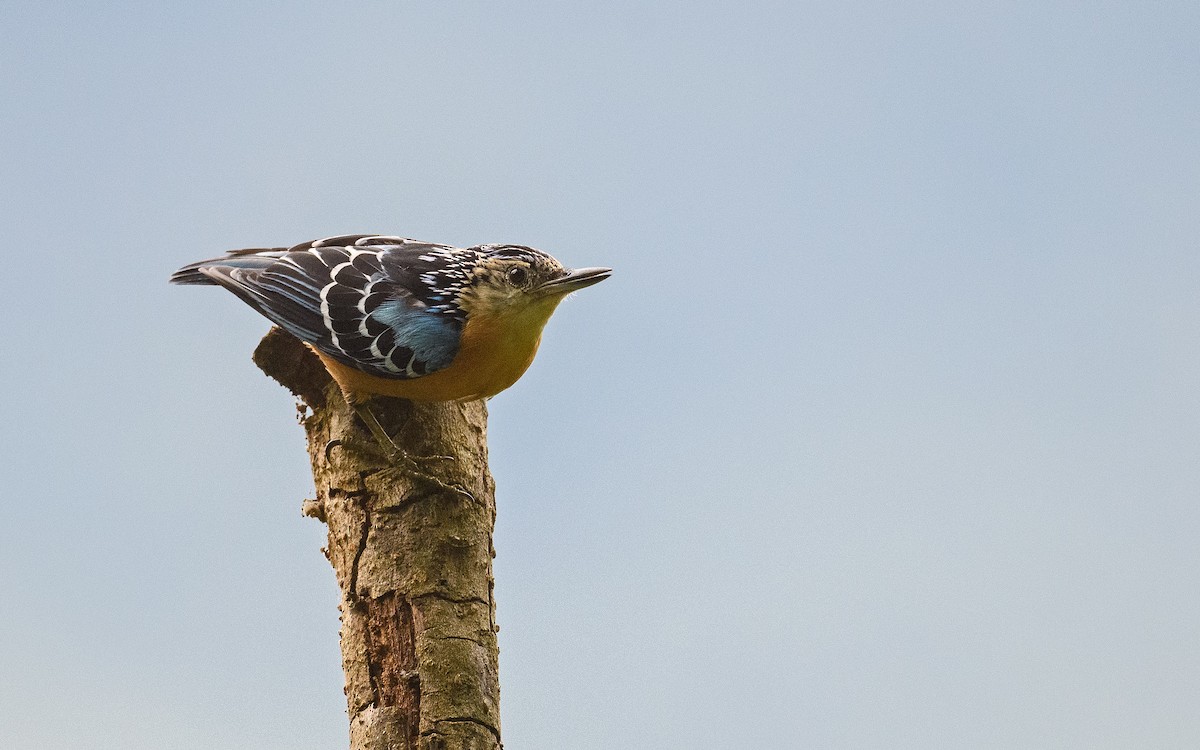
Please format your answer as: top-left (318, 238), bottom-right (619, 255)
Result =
top-left (506, 266), bottom-right (529, 287)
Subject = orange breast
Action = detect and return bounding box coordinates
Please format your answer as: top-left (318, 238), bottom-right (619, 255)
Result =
top-left (313, 300), bottom-right (559, 402)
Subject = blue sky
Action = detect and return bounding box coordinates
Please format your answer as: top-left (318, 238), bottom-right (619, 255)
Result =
top-left (2, 2), bottom-right (1199, 748)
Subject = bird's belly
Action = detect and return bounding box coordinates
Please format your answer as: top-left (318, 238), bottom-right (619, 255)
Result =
top-left (315, 307), bottom-right (551, 402)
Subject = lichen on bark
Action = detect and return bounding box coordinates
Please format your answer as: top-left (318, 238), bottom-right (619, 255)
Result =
top-left (253, 327), bottom-right (501, 750)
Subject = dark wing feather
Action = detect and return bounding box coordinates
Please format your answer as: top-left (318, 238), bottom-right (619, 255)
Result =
top-left (169, 247), bottom-right (288, 285)
top-left (176, 238), bottom-right (464, 379)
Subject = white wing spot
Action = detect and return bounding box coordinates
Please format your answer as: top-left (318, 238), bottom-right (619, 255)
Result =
top-left (319, 282), bottom-right (343, 352)
top-left (358, 278), bottom-right (377, 314)
top-left (382, 346), bottom-right (403, 373)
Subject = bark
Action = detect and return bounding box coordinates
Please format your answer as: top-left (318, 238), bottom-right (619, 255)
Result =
top-left (253, 327), bottom-right (501, 750)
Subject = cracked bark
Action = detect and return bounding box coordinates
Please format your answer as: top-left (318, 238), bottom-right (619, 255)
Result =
top-left (253, 327), bottom-right (501, 750)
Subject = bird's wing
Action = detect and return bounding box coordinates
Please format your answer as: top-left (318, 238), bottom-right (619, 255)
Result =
top-left (182, 236), bottom-right (464, 379)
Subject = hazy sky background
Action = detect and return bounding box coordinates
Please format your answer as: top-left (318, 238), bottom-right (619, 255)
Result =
top-left (2, 2), bottom-right (1198, 748)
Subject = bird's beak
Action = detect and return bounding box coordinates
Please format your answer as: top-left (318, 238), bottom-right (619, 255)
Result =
top-left (538, 267), bottom-right (612, 295)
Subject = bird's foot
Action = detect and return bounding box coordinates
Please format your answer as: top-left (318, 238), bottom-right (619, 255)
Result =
top-left (331, 403), bottom-right (473, 503)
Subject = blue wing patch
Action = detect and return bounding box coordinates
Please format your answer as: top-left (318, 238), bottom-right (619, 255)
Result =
top-left (373, 299), bottom-right (460, 373)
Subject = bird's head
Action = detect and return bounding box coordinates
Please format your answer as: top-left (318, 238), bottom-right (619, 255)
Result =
top-left (460, 244), bottom-right (611, 320)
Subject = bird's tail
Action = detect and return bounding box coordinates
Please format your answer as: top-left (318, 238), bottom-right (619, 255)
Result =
top-left (169, 248), bottom-right (288, 285)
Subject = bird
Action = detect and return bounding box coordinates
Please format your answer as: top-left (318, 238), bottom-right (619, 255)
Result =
top-left (172, 234), bottom-right (610, 454)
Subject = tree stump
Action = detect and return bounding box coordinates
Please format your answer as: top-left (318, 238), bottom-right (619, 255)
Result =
top-left (253, 327), bottom-right (502, 750)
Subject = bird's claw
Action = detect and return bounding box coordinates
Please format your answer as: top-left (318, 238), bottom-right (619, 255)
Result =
top-left (324, 439), bottom-right (344, 461)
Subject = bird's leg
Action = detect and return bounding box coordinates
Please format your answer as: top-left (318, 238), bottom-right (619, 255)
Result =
top-left (335, 400), bottom-right (473, 502)
top-left (349, 401), bottom-right (454, 464)
top-left (351, 400), bottom-right (405, 458)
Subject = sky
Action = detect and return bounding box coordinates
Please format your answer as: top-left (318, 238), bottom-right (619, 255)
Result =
top-left (2, 2), bottom-right (1199, 748)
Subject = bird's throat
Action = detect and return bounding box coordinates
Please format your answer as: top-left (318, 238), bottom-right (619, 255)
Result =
top-left (452, 297), bottom-right (563, 398)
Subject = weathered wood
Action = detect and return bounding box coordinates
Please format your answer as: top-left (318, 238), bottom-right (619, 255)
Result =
top-left (253, 327), bottom-right (501, 750)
